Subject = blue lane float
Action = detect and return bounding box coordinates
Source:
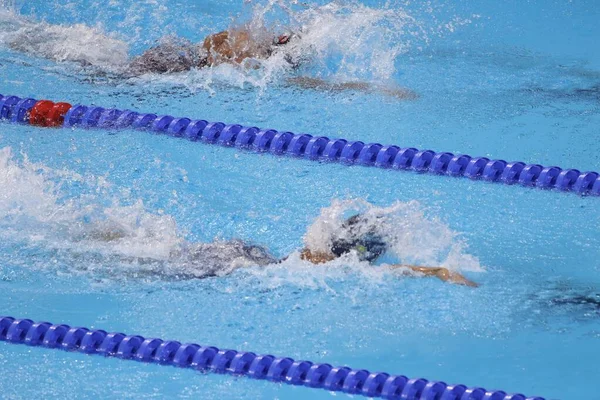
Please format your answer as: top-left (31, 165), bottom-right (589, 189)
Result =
top-left (1, 93), bottom-right (599, 195)
top-left (0, 316), bottom-right (545, 400)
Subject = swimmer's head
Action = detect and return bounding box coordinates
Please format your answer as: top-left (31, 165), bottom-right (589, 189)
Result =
top-left (330, 214), bottom-right (388, 263)
top-left (270, 32), bottom-right (304, 69)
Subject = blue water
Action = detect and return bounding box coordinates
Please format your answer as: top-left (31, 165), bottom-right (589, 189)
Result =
top-left (1, 1), bottom-right (600, 399)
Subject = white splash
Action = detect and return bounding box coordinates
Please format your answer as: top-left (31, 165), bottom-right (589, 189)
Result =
top-left (0, 0), bottom-right (17, 12)
top-left (0, 146), bottom-right (481, 283)
top-left (0, 146), bottom-right (84, 227)
top-left (0, 8), bottom-right (129, 68)
top-left (0, 146), bottom-right (183, 266)
top-left (0, 1), bottom-right (475, 90)
top-left (303, 198), bottom-right (482, 272)
top-left (0, 146), bottom-right (283, 279)
top-left (138, 0), bottom-right (430, 89)
top-left (266, 1), bottom-right (422, 81)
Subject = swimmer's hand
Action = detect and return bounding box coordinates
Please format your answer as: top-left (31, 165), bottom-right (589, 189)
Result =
top-left (390, 265), bottom-right (479, 287)
top-left (436, 268), bottom-right (479, 287)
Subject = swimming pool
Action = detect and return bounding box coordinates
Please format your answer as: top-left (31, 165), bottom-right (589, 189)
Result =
top-left (1, 0), bottom-right (599, 398)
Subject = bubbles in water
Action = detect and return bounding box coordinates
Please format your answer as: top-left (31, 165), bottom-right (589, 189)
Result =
top-left (0, 0), bottom-right (17, 12)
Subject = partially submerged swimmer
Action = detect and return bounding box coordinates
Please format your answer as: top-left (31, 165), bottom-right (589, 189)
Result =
top-left (128, 29), bottom-right (416, 99)
top-left (88, 213), bottom-right (477, 287)
top-left (128, 29), bottom-right (286, 75)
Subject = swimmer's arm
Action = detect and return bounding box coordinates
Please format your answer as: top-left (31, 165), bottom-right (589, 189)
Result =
top-left (300, 248), bottom-right (336, 264)
top-left (286, 77), bottom-right (418, 99)
top-left (388, 264), bottom-right (479, 287)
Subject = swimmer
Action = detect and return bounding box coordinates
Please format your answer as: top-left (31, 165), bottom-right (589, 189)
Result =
top-left (1, 16), bottom-right (414, 98)
top-left (86, 213), bottom-right (477, 287)
top-left (128, 29), bottom-right (416, 99)
top-left (128, 29), bottom-right (283, 74)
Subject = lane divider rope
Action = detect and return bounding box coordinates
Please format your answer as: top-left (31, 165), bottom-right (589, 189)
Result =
top-left (1, 94), bottom-right (598, 196)
top-left (0, 316), bottom-right (544, 400)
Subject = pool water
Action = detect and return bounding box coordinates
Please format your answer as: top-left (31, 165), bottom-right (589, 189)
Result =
top-left (1, 0), bottom-right (599, 399)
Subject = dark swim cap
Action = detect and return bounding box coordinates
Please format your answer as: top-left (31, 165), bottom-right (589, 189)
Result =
top-left (330, 214), bottom-right (388, 262)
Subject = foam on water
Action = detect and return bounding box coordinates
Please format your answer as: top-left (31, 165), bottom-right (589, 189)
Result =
top-left (0, 146), bottom-right (482, 284)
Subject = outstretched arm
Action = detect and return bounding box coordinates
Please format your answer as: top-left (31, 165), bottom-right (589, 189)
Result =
top-left (286, 76), bottom-right (418, 99)
top-left (389, 264), bottom-right (479, 287)
top-left (299, 248), bottom-right (478, 287)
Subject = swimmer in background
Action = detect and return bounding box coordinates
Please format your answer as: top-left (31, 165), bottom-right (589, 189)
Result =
top-left (128, 29), bottom-right (416, 99)
top-left (88, 213), bottom-right (478, 287)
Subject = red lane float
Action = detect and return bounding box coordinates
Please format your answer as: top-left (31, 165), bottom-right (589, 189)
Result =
top-left (29, 100), bottom-right (72, 127)
top-left (47, 102), bottom-right (72, 127)
top-left (29, 100), bottom-right (54, 126)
